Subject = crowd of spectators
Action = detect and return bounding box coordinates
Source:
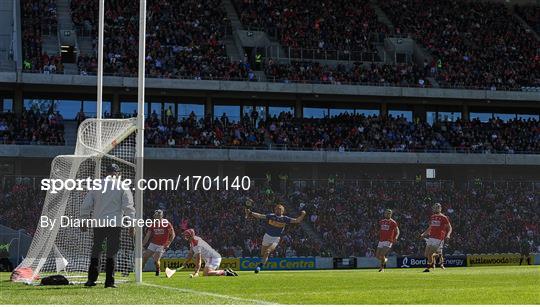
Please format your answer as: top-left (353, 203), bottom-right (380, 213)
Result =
top-left (296, 180), bottom-right (539, 256)
top-left (2, 178), bottom-right (537, 257)
top-left (21, 0), bottom-right (61, 73)
top-left (515, 4), bottom-right (540, 35)
top-left (70, 0), bottom-right (256, 80)
top-left (0, 178), bottom-right (44, 236)
top-left (379, 0), bottom-right (540, 90)
top-left (0, 110), bottom-right (65, 145)
top-left (144, 111), bottom-right (540, 154)
top-left (1, 108), bottom-right (538, 153)
top-left (234, 0), bottom-right (387, 52)
top-left (20, 0), bottom-right (540, 90)
top-left (264, 60), bottom-right (428, 86)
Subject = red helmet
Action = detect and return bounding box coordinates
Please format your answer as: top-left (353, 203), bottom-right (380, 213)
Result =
top-left (183, 228), bottom-right (195, 237)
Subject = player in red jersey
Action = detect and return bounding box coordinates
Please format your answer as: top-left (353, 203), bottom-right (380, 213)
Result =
top-left (376, 209), bottom-right (400, 272)
top-left (420, 203), bottom-right (452, 272)
top-left (142, 210), bottom-right (175, 276)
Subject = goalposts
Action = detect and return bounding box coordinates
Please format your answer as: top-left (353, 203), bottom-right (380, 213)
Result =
top-left (13, 0), bottom-right (146, 284)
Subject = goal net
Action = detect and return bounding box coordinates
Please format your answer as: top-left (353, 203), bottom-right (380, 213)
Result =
top-left (13, 118), bottom-right (139, 284)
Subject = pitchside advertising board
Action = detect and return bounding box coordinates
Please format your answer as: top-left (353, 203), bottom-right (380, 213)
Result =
top-left (240, 257), bottom-right (316, 271)
top-left (160, 258), bottom-right (240, 271)
top-left (467, 253), bottom-right (522, 266)
top-left (333, 257), bottom-right (357, 269)
top-left (397, 256), bottom-right (466, 268)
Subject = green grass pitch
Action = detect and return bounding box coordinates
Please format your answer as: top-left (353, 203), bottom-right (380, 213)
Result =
top-left (1, 266), bottom-right (539, 304)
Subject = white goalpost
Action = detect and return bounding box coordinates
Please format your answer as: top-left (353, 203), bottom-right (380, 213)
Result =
top-left (13, 0), bottom-right (146, 284)
top-left (134, 0), bottom-right (146, 284)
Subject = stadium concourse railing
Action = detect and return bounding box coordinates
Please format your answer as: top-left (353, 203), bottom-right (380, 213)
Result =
top-left (1, 139), bottom-right (540, 154)
top-left (18, 68), bottom-right (540, 92)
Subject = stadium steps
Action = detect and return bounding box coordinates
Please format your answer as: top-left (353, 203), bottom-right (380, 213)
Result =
top-left (56, 0), bottom-right (75, 32)
top-left (375, 44), bottom-right (391, 64)
top-left (288, 207), bottom-right (325, 248)
top-left (222, 0), bottom-right (243, 30)
top-left (78, 39), bottom-right (95, 57)
top-left (512, 12), bottom-right (540, 41)
top-left (64, 121), bottom-right (78, 146)
top-left (427, 77), bottom-right (440, 87)
top-left (0, 0), bottom-right (15, 72)
top-left (42, 36), bottom-right (60, 56)
top-left (0, 61), bottom-right (15, 72)
top-left (225, 39), bottom-right (242, 61)
top-left (370, 0), bottom-right (395, 33)
top-left (300, 220), bottom-right (325, 248)
top-left (63, 63), bottom-right (78, 75)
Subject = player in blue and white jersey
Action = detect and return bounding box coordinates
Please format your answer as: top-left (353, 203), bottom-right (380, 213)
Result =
top-left (245, 203), bottom-right (306, 273)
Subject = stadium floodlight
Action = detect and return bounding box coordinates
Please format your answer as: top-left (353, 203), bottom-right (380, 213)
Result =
top-left (12, 0), bottom-right (146, 284)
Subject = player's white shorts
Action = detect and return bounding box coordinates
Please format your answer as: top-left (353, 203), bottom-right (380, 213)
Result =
top-left (426, 238), bottom-right (444, 250)
top-left (147, 242), bottom-right (165, 255)
top-left (204, 257), bottom-right (222, 270)
top-left (262, 233), bottom-right (281, 248)
top-left (436, 240), bottom-right (444, 253)
top-left (377, 241), bottom-right (392, 249)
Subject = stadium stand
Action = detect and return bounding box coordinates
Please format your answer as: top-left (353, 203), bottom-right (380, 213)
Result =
top-left (297, 180), bottom-right (539, 256)
top-left (17, 0), bottom-right (539, 89)
top-left (142, 112), bottom-right (540, 154)
top-left (2, 109), bottom-right (538, 154)
top-left (21, 0), bottom-right (62, 74)
top-left (379, 0), bottom-right (540, 90)
top-left (69, 0), bottom-right (257, 80)
top-left (264, 60), bottom-right (429, 86)
top-left (0, 110), bottom-right (65, 145)
top-left (233, 0), bottom-right (387, 52)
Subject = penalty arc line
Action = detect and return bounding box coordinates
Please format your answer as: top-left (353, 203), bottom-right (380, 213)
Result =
top-left (141, 282), bottom-right (278, 305)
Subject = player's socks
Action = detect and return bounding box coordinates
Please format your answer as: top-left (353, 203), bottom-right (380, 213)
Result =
top-left (225, 268), bottom-right (238, 276)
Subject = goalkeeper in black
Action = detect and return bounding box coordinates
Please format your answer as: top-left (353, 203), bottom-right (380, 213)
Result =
top-left (81, 163), bottom-right (135, 288)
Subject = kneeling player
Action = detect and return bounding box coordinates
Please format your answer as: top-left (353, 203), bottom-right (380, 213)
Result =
top-left (420, 203), bottom-right (452, 272)
top-left (246, 203), bottom-right (306, 273)
top-left (142, 210), bottom-right (175, 276)
top-left (376, 209), bottom-right (399, 272)
top-left (182, 229), bottom-right (238, 277)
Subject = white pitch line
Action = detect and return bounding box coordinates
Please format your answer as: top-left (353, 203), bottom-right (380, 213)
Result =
top-left (141, 282), bottom-right (278, 305)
